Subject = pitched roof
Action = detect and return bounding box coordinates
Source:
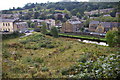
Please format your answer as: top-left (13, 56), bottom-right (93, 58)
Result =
top-left (0, 19), bottom-right (16, 22)
top-left (69, 21), bottom-right (82, 24)
top-left (101, 22), bottom-right (111, 28)
top-left (101, 22), bottom-right (120, 28)
top-left (15, 22), bottom-right (27, 25)
top-left (90, 21), bottom-right (100, 25)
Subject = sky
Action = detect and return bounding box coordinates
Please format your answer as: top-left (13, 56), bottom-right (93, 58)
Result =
top-left (0, 0), bottom-right (88, 10)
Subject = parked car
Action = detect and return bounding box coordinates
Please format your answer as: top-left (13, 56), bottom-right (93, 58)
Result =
top-left (4, 31), bottom-right (9, 32)
top-left (25, 30), bottom-right (30, 33)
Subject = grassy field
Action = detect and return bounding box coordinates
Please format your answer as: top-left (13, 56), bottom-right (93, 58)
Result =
top-left (59, 33), bottom-right (106, 41)
top-left (2, 32), bottom-right (120, 78)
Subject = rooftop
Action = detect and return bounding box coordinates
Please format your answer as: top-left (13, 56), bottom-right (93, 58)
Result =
top-left (90, 21), bottom-right (100, 24)
top-left (0, 19), bottom-right (16, 22)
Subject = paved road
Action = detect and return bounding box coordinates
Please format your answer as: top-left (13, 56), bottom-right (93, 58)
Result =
top-left (20, 33), bottom-right (33, 38)
top-left (20, 30), bottom-right (34, 38)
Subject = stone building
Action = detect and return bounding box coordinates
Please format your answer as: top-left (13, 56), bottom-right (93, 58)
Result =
top-left (0, 19), bottom-right (28, 33)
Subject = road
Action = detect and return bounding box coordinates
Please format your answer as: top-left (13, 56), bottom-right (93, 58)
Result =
top-left (20, 30), bottom-right (34, 38)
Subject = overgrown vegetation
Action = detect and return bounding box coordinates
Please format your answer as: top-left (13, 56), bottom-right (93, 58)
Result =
top-left (50, 27), bottom-right (59, 38)
top-left (2, 32), bottom-right (24, 40)
top-left (61, 54), bottom-right (120, 78)
top-left (41, 22), bottom-right (47, 35)
top-left (2, 32), bottom-right (120, 78)
top-left (19, 33), bottom-right (58, 49)
top-left (3, 2), bottom-right (119, 22)
top-left (106, 28), bottom-right (120, 47)
top-left (59, 33), bottom-right (106, 41)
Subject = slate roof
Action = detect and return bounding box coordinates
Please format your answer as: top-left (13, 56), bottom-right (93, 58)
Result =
top-left (0, 19), bottom-right (16, 22)
top-left (69, 21), bottom-right (82, 24)
top-left (15, 22), bottom-right (27, 25)
top-left (89, 21), bottom-right (100, 25)
top-left (90, 21), bottom-right (120, 28)
top-left (111, 22), bottom-right (120, 27)
top-left (101, 22), bottom-right (111, 28)
top-left (101, 22), bottom-right (120, 28)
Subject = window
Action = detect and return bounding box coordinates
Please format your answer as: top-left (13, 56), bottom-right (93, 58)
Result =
top-left (6, 23), bottom-right (7, 26)
top-left (3, 23), bottom-right (5, 26)
top-left (98, 28), bottom-right (102, 32)
top-left (8, 23), bottom-right (10, 26)
top-left (8, 28), bottom-right (10, 31)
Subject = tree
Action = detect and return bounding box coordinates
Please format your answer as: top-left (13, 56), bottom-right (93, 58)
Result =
top-left (29, 8), bottom-right (33, 11)
top-left (84, 18), bottom-right (90, 27)
top-left (76, 12), bottom-right (81, 19)
top-left (27, 21), bottom-right (32, 27)
top-left (106, 29), bottom-right (120, 47)
top-left (36, 5), bottom-right (42, 10)
top-left (49, 8), bottom-right (55, 13)
top-left (63, 8), bottom-right (70, 15)
top-left (71, 9), bottom-right (78, 16)
top-left (41, 22), bottom-right (47, 35)
top-left (50, 27), bottom-right (59, 38)
top-left (34, 12), bottom-right (40, 19)
top-left (30, 23), bottom-right (36, 28)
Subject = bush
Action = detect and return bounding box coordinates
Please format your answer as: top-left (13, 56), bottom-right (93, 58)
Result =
top-left (2, 50), bottom-right (11, 58)
top-left (41, 22), bottom-right (47, 35)
top-left (77, 53), bottom-right (93, 63)
top-left (19, 33), bottom-right (58, 50)
top-left (61, 68), bottom-right (69, 75)
top-left (41, 67), bottom-right (49, 72)
top-left (11, 66), bottom-right (21, 73)
top-left (50, 27), bottom-right (59, 38)
top-left (23, 57), bottom-right (33, 64)
top-left (46, 44), bottom-right (55, 48)
top-left (106, 29), bottom-right (120, 47)
top-left (24, 44), bottom-right (39, 50)
top-left (34, 57), bottom-right (44, 63)
top-left (2, 31), bottom-right (24, 40)
top-left (40, 44), bottom-right (47, 47)
top-left (62, 54), bottom-right (120, 78)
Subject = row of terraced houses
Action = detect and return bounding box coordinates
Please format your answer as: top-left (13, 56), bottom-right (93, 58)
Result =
top-left (0, 8), bottom-right (120, 34)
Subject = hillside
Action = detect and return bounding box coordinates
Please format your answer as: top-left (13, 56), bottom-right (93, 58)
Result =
top-left (2, 2), bottom-right (119, 20)
top-left (2, 32), bottom-right (120, 78)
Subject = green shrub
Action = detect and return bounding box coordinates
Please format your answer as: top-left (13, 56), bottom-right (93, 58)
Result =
top-left (41, 22), bottom-right (47, 35)
top-left (2, 31), bottom-right (24, 40)
top-left (10, 66), bottom-right (21, 73)
top-left (24, 44), bottom-right (39, 50)
top-left (19, 33), bottom-right (58, 49)
top-left (2, 50), bottom-right (11, 58)
top-left (77, 53), bottom-right (93, 63)
top-left (40, 44), bottom-right (47, 47)
top-left (34, 57), bottom-right (44, 63)
top-left (62, 54), bottom-right (120, 78)
top-left (41, 66), bottom-right (49, 72)
top-left (50, 27), bottom-right (59, 38)
top-left (23, 57), bottom-right (33, 64)
top-left (61, 68), bottom-right (69, 75)
top-left (106, 30), bottom-right (120, 47)
top-left (46, 44), bottom-right (55, 48)
top-left (59, 47), bottom-right (66, 52)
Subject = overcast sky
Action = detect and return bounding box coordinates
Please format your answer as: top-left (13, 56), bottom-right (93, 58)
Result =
top-left (0, 0), bottom-right (88, 10)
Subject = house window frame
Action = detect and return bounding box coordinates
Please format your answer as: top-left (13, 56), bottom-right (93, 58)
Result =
top-left (3, 23), bottom-right (5, 26)
top-left (8, 23), bottom-right (10, 26)
top-left (6, 23), bottom-right (7, 26)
